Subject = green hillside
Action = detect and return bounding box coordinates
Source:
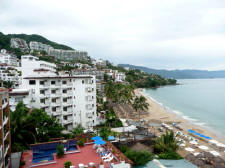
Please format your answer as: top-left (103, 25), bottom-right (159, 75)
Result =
top-left (8, 33), bottom-right (73, 50)
top-left (0, 32), bottom-right (73, 51)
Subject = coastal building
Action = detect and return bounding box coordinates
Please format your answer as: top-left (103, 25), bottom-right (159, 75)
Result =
top-left (29, 41), bottom-right (53, 52)
top-left (10, 38), bottom-right (28, 51)
top-left (48, 49), bottom-right (88, 61)
top-left (0, 49), bottom-right (19, 67)
top-left (22, 75), bottom-right (97, 130)
top-left (114, 72), bottom-right (126, 82)
top-left (0, 88), bottom-right (11, 168)
top-left (105, 70), bottom-right (126, 82)
top-left (9, 89), bottom-right (31, 111)
top-left (72, 70), bottom-right (105, 81)
top-left (21, 55), bottom-right (56, 82)
top-left (92, 59), bottom-right (107, 67)
top-left (0, 64), bottom-right (22, 88)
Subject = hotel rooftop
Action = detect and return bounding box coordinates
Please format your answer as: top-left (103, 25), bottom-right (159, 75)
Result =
top-left (21, 139), bottom-right (132, 168)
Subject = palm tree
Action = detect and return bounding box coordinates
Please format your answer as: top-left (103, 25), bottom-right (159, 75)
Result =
top-left (153, 131), bottom-right (179, 153)
top-left (3, 80), bottom-right (14, 88)
top-left (132, 96), bottom-right (149, 123)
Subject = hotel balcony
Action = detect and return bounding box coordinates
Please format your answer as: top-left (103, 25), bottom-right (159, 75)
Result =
top-left (62, 118), bottom-right (73, 125)
top-left (86, 112), bottom-right (92, 118)
top-left (39, 82), bottom-right (50, 88)
top-left (86, 104), bottom-right (93, 110)
top-left (51, 102), bottom-right (61, 107)
top-left (86, 96), bottom-right (93, 102)
top-left (86, 87), bottom-right (92, 93)
top-left (40, 92), bottom-right (50, 98)
top-left (40, 101), bottom-right (50, 107)
top-left (62, 91), bottom-right (73, 97)
top-left (63, 109), bottom-right (73, 115)
top-left (52, 111), bottom-right (62, 116)
top-left (62, 82), bottom-right (73, 87)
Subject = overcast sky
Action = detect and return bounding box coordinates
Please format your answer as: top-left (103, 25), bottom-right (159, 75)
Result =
top-left (1, 0), bottom-right (225, 70)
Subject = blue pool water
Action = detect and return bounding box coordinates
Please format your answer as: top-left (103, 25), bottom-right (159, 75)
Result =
top-left (32, 155), bottom-right (54, 163)
top-left (67, 145), bottom-right (77, 151)
top-left (32, 140), bottom-right (77, 163)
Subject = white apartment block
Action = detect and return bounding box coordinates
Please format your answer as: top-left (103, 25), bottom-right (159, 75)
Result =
top-left (21, 55), bottom-right (56, 80)
top-left (10, 38), bottom-right (28, 51)
top-left (115, 72), bottom-right (126, 82)
top-left (9, 89), bottom-right (31, 111)
top-left (22, 75), bottom-right (97, 130)
top-left (92, 59), bottom-right (107, 67)
top-left (48, 49), bottom-right (88, 61)
top-left (0, 64), bottom-right (21, 88)
top-left (0, 49), bottom-right (19, 67)
top-left (29, 41), bottom-right (53, 52)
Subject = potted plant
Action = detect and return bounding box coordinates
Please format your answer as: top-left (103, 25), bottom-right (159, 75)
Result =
top-left (56, 144), bottom-right (64, 158)
top-left (64, 161), bottom-right (72, 168)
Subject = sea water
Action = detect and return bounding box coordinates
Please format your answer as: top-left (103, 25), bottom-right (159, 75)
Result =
top-left (143, 78), bottom-right (225, 136)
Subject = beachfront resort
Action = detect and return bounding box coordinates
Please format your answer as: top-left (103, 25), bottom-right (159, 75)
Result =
top-left (0, 35), bottom-right (225, 168)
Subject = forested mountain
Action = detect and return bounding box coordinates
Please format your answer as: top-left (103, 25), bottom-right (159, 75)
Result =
top-left (0, 32), bottom-right (73, 51)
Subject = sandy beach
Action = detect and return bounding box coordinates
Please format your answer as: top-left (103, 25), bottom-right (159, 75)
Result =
top-left (135, 88), bottom-right (225, 158)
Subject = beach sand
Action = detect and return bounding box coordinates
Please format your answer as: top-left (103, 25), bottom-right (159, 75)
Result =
top-left (135, 88), bottom-right (225, 158)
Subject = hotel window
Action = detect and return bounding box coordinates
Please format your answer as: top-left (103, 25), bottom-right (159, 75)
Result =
top-left (63, 98), bottom-right (67, 102)
top-left (40, 99), bottom-right (45, 103)
top-left (51, 90), bottom-right (56, 94)
top-left (52, 107), bottom-right (56, 112)
top-left (40, 81), bottom-right (44, 85)
top-left (82, 80), bottom-right (84, 84)
top-left (52, 98), bottom-right (56, 103)
top-left (40, 90), bottom-right (45, 94)
top-left (29, 80), bottom-right (36, 85)
top-left (62, 81), bottom-right (67, 85)
top-left (51, 81), bottom-right (55, 85)
top-left (63, 107), bottom-right (67, 111)
top-left (62, 89), bottom-right (67, 93)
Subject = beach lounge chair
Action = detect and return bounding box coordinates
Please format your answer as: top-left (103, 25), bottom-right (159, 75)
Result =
top-left (79, 163), bottom-right (84, 168)
top-left (104, 155), bottom-right (114, 162)
top-left (102, 153), bottom-right (111, 159)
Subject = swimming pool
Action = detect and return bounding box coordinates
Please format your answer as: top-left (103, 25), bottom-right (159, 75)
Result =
top-left (32, 140), bottom-right (77, 163)
top-left (32, 154), bottom-right (54, 163)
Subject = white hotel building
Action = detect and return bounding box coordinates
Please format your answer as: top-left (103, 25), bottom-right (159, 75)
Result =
top-left (19, 55), bottom-right (97, 130)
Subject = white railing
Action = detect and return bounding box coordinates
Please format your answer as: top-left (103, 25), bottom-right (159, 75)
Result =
top-left (3, 116), bottom-right (8, 126)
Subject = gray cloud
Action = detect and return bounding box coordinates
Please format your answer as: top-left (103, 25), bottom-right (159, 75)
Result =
top-left (1, 0), bottom-right (225, 70)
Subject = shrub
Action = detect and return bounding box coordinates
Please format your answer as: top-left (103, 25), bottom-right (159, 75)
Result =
top-left (158, 151), bottom-right (183, 160)
top-left (64, 161), bottom-right (72, 168)
top-left (119, 145), bottom-right (154, 166)
top-left (125, 150), bottom-right (154, 166)
top-left (56, 144), bottom-right (64, 157)
top-left (77, 138), bottom-right (85, 147)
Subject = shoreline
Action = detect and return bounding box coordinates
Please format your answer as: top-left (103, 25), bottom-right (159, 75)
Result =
top-left (136, 88), bottom-right (225, 145)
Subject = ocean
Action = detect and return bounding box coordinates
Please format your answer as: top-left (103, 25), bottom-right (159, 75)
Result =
top-left (143, 78), bottom-right (225, 136)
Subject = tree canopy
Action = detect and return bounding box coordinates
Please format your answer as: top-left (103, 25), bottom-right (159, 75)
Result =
top-left (11, 102), bottom-right (64, 152)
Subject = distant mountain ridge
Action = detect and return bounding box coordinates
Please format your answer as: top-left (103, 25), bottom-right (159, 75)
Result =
top-left (119, 64), bottom-right (225, 79)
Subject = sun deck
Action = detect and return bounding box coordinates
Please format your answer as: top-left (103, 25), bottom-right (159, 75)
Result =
top-left (21, 141), bottom-right (132, 168)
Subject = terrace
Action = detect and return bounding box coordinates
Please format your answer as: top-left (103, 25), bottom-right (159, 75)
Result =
top-left (21, 139), bottom-right (132, 168)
